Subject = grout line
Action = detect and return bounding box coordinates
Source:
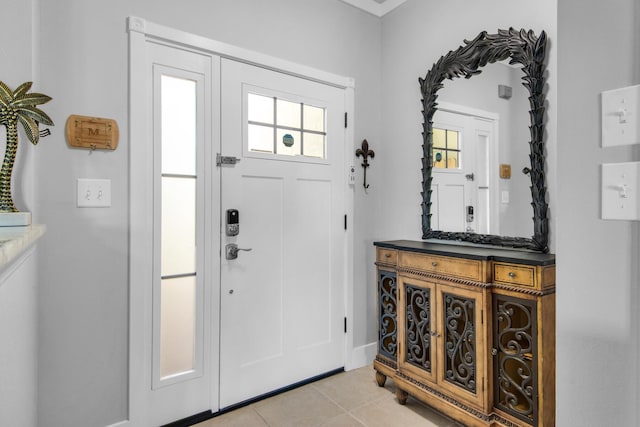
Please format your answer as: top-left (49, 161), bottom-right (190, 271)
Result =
top-left (250, 405), bottom-right (271, 427)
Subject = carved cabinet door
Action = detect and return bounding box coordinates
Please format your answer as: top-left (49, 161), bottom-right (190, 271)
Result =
top-left (377, 269), bottom-right (398, 363)
top-left (492, 293), bottom-right (538, 425)
top-left (435, 282), bottom-right (488, 411)
top-left (397, 275), bottom-right (437, 385)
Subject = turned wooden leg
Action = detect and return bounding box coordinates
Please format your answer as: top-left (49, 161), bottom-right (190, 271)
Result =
top-left (396, 388), bottom-right (409, 405)
top-left (375, 371), bottom-right (387, 387)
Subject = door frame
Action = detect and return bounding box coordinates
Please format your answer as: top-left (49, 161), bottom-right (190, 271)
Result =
top-left (127, 16), bottom-right (355, 426)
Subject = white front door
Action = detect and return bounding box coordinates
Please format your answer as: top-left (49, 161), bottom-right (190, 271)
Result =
top-left (218, 59), bottom-right (347, 408)
top-left (130, 22), bottom-right (353, 425)
top-left (431, 108), bottom-right (495, 234)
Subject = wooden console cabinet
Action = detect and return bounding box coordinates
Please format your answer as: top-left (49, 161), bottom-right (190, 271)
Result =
top-left (374, 240), bottom-right (555, 427)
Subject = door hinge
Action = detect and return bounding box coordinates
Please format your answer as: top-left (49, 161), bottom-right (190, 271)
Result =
top-left (344, 317), bottom-right (347, 333)
top-left (216, 153), bottom-right (241, 166)
top-left (344, 112), bottom-right (348, 128)
top-left (344, 214), bottom-right (347, 230)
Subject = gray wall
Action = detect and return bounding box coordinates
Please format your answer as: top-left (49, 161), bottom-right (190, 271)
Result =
top-left (34, 1), bottom-right (381, 426)
top-left (557, 0), bottom-right (640, 425)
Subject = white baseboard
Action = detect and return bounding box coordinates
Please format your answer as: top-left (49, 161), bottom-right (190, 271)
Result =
top-left (346, 342), bottom-right (376, 370)
top-left (105, 420), bottom-right (130, 427)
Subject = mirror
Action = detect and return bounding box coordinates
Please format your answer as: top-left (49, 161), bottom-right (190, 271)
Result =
top-left (420, 28), bottom-right (549, 252)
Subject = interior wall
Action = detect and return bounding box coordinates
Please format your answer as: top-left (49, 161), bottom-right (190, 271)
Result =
top-left (557, 0), bottom-right (639, 425)
top-left (34, 1), bottom-right (381, 426)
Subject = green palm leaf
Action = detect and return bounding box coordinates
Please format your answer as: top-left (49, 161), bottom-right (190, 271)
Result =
top-left (17, 115), bottom-right (39, 145)
top-left (13, 93), bottom-right (52, 108)
top-left (18, 106), bottom-right (54, 126)
top-left (12, 82), bottom-right (33, 98)
top-left (0, 81), bottom-right (12, 105)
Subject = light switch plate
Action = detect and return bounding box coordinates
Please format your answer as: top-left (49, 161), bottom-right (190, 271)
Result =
top-left (602, 162), bottom-right (640, 220)
top-left (602, 84), bottom-right (640, 147)
top-left (501, 190), bottom-right (510, 204)
top-left (77, 178), bottom-right (111, 208)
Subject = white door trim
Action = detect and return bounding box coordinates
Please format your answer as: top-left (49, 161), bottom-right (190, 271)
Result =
top-left (128, 16), bottom-right (355, 426)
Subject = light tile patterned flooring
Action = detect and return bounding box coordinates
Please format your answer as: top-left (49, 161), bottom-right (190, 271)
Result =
top-left (195, 365), bottom-right (464, 427)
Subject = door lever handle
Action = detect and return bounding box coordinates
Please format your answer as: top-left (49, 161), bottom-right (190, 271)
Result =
top-left (226, 243), bottom-right (252, 260)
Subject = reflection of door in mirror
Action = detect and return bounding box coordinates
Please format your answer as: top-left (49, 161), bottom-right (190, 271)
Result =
top-left (431, 108), bottom-right (496, 235)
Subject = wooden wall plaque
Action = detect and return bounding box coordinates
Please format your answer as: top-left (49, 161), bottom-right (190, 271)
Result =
top-left (66, 114), bottom-right (119, 150)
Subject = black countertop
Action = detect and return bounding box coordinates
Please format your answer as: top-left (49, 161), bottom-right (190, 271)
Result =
top-left (374, 240), bottom-right (555, 266)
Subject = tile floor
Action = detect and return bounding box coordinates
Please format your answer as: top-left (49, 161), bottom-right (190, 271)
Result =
top-left (195, 365), bottom-right (464, 427)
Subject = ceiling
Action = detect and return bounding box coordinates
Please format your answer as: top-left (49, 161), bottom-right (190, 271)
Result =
top-left (339, 0), bottom-right (407, 17)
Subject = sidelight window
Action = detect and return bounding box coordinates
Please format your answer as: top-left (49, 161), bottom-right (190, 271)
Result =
top-left (158, 74), bottom-right (199, 380)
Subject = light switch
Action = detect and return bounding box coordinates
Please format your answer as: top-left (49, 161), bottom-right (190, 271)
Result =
top-left (602, 162), bottom-right (640, 220)
top-left (501, 190), bottom-right (510, 204)
top-left (77, 178), bottom-right (111, 208)
top-left (602, 85), bottom-right (640, 147)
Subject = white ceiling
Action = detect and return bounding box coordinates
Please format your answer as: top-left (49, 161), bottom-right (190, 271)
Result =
top-left (339, 0), bottom-right (407, 17)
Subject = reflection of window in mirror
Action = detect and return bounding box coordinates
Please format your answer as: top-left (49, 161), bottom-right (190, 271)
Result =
top-left (432, 127), bottom-right (460, 169)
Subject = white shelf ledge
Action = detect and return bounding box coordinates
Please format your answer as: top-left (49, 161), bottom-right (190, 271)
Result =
top-left (0, 224), bottom-right (45, 270)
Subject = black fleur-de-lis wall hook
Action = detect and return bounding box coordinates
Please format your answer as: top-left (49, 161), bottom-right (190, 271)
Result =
top-left (355, 139), bottom-right (375, 190)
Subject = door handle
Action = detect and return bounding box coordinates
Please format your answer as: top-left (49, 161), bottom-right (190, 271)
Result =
top-left (225, 243), bottom-right (252, 260)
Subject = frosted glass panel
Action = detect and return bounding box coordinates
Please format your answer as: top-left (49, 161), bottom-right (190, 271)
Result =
top-left (161, 75), bottom-right (196, 176)
top-left (248, 93), bottom-right (274, 124)
top-left (303, 132), bottom-right (325, 158)
top-left (160, 276), bottom-right (196, 378)
top-left (276, 129), bottom-right (301, 156)
top-left (161, 177), bottom-right (196, 276)
top-left (248, 124), bottom-right (274, 153)
top-left (277, 99), bottom-right (301, 128)
top-left (303, 105), bottom-right (324, 132)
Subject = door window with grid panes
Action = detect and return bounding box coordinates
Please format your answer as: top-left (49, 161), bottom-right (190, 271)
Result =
top-left (245, 88), bottom-right (327, 161)
top-left (432, 127), bottom-right (461, 169)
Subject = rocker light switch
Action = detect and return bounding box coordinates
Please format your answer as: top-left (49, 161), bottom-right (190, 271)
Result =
top-left (602, 162), bottom-right (640, 220)
top-left (602, 85), bottom-right (640, 147)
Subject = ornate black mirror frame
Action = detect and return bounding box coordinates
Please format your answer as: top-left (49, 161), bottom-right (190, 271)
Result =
top-left (420, 28), bottom-right (549, 253)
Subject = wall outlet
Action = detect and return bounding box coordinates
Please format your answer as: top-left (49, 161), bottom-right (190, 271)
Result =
top-left (77, 179), bottom-right (111, 208)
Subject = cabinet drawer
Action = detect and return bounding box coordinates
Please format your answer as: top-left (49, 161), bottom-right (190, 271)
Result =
top-left (399, 252), bottom-right (485, 281)
top-left (376, 248), bottom-right (397, 265)
top-left (493, 263), bottom-right (535, 288)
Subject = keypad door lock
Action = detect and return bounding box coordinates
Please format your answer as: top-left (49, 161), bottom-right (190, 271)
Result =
top-left (226, 209), bottom-right (239, 236)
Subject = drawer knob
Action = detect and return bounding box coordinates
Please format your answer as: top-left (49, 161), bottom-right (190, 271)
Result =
top-left (508, 272), bottom-right (516, 278)
top-left (431, 262), bottom-right (438, 267)
top-left (385, 253), bottom-right (391, 258)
